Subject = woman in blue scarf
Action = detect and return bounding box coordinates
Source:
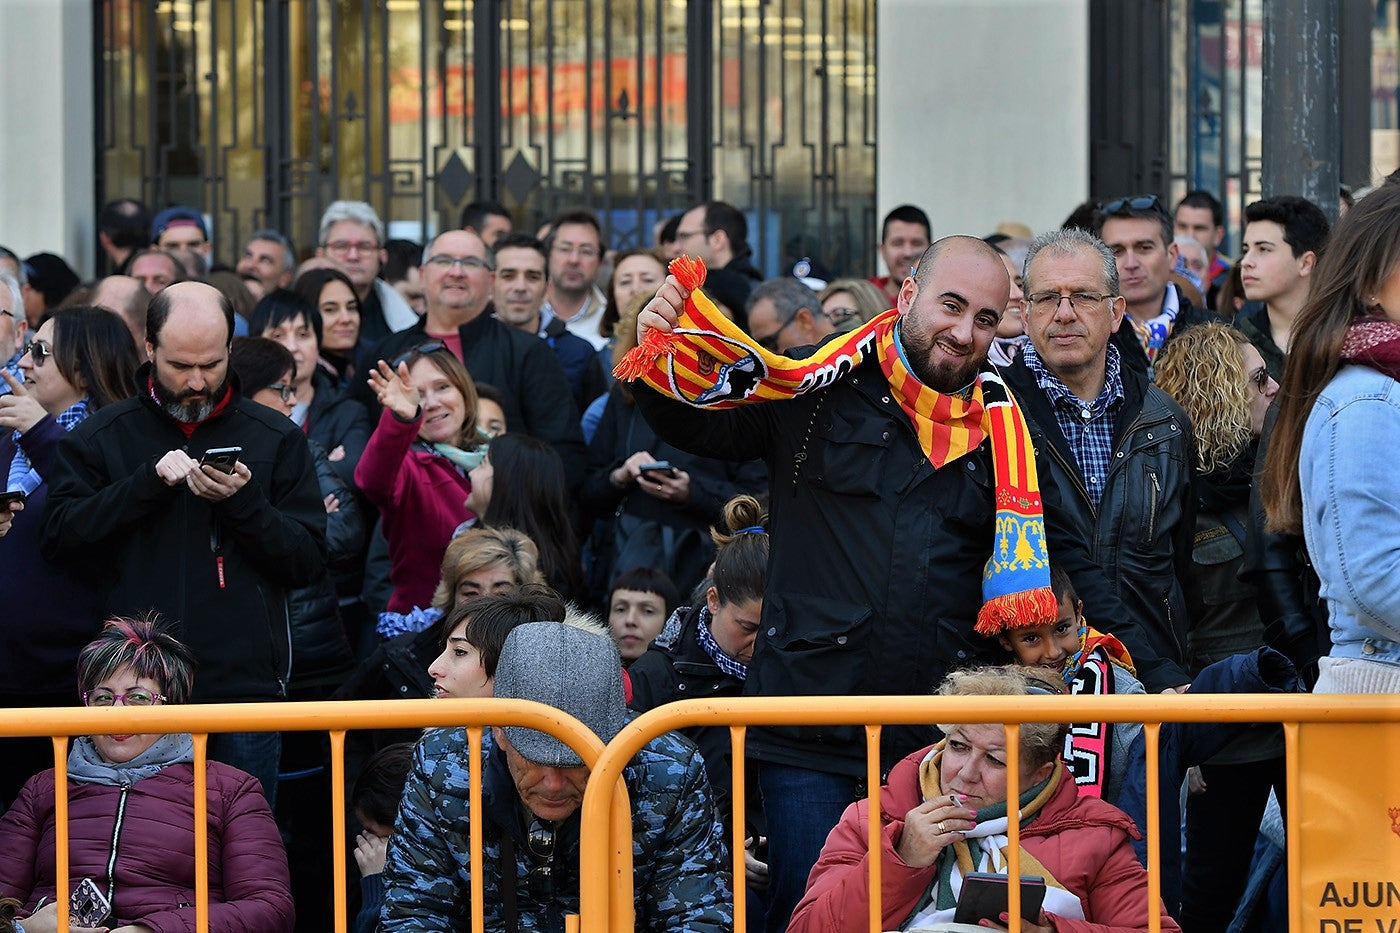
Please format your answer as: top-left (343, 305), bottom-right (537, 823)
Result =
top-left (0, 306), bottom-right (140, 805)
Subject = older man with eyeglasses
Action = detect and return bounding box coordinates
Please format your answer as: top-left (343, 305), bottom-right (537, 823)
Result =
top-left (381, 606), bottom-right (733, 932)
top-left (745, 276), bottom-right (838, 355)
top-left (315, 200), bottom-right (419, 344)
top-left (361, 229), bottom-right (587, 489)
top-left (1000, 226), bottom-right (1197, 696)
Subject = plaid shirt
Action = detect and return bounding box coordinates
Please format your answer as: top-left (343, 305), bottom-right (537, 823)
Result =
top-left (695, 604), bottom-right (748, 680)
top-left (1020, 341), bottom-right (1124, 510)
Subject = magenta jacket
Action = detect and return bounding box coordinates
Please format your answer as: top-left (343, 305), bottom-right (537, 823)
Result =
top-left (354, 407), bottom-right (473, 613)
top-left (0, 762), bottom-right (293, 933)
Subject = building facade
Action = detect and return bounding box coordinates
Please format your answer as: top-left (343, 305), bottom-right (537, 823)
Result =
top-left (0, 0), bottom-right (1393, 278)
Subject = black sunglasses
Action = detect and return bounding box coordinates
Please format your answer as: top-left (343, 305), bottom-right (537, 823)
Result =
top-left (389, 340), bottom-right (446, 370)
top-left (1100, 194), bottom-right (1165, 215)
top-left (525, 818), bottom-right (556, 902)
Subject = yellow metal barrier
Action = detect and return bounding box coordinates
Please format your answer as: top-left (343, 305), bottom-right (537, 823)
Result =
top-left (577, 693), bottom-right (1400, 933)
top-left (4, 693), bottom-right (1398, 933)
top-left (0, 699), bottom-right (612, 933)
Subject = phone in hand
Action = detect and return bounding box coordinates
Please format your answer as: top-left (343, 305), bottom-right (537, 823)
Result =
top-left (0, 490), bottom-right (25, 507)
top-left (952, 872), bottom-right (1046, 926)
top-left (638, 460), bottom-right (679, 479)
top-left (70, 877), bottom-right (112, 927)
top-left (199, 446), bottom-right (243, 475)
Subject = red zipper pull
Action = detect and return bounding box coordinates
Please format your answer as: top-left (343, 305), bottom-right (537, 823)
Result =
top-left (216, 555), bottom-right (226, 589)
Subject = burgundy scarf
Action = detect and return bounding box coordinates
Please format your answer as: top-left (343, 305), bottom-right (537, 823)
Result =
top-left (1340, 316), bottom-right (1400, 381)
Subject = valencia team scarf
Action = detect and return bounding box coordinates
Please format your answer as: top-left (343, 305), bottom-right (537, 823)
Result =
top-left (1060, 622), bottom-right (1135, 798)
top-left (614, 256), bottom-right (1056, 631)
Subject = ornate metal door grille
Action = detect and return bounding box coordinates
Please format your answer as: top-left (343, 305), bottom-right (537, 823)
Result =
top-left (96, 0), bottom-right (876, 276)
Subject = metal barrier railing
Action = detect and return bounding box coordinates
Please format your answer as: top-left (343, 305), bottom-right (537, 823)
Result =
top-left (576, 692), bottom-right (1400, 933)
top-left (5, 693), bottom-right (1398, 933)
top-left (0, 699), bottom-right (614, 933)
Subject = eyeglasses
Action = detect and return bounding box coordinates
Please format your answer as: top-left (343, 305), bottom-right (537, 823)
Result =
top-left (672, 228), bottom-right (707, 241)
top-left (550, 242), bottom-right (600, 260)
top-left (324, 240), bottom-right (379, 256)
top-left (25, 339), bottom-right (54, 366)
top-left (0, 309), bottom-right (14, 320)
top-left (1025, 292), bottom-right (1115, 315)
top-left (425, 254), bottom-right (492, 273)
top-left (525, 818), bottom-right (556, 902)
top-left (1249, 365), bottom-right (1271, 392)
top-left (389, 340), bottom-right (446, 370)
top-left (266, 383), bottom-right (297, 403)
top-left (823, 305), bottom-right (862, 328)
top-left (1101, 194), bottom-right (1165, 215)
top-left (83, 687), bottom-right (166, 707)
top-left (757, 316), bottom-right (798, 353)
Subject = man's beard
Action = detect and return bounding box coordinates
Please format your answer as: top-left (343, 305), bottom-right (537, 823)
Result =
top-left (155, 371), bottom-right (224, 423)
top-left (900, 325), bottom-right (983, 394)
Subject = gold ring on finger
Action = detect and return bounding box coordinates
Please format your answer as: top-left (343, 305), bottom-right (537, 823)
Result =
top-left (937, 820), bottom-right (948, 833)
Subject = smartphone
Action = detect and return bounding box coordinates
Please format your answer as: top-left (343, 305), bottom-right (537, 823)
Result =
top-left (952, 873), bottom-right (1046, 926)
top-left (70, 877), bottom-right (112, 927)
top-left (638, 460), bottom-right (678, 478)
top-left (0, 490), bottom-right (25, 507)
top-left (199, 446), bottom-right (243, 475)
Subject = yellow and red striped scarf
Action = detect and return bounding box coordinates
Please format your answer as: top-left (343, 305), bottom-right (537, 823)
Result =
top-left (614, 256), bottom-right (1055, 630)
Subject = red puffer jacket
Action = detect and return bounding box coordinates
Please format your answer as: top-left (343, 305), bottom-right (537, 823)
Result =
top-left (0, 762), bottom-right (294, 933)
top-left (789, 746), bottom-right (1181, 933)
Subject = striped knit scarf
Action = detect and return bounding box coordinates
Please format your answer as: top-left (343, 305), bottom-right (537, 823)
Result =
top-left (614, 256), bottom-right (1056, 631)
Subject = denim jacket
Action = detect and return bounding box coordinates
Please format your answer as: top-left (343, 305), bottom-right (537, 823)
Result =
top-left (1300, 364), bottom-right (1400, 667)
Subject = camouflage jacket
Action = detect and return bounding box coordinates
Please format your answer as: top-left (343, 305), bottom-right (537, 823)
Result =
top-left (379, 726), bottom-right (733, 932)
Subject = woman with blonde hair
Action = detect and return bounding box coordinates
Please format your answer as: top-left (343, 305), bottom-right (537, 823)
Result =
top-left (1261, 183), bottom-right (1400, 694)
top-left (790, 664), bottom-right (1179, 933)
top-left (816, 278), bottom-right (888, 331)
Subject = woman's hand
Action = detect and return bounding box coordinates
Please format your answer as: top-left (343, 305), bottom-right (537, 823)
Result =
top-left (980, 910), bottom-right (1056, 932)
top-left (610, 450), bottom-right (657, 488)
top-left (0, 371), bottom-right (48, 434)
top-left (0, 497), bottom-right (20, 538)
top-left (639, 466), bottom-right (690, 504)
top-left (367, 360), bottom-right (420, 422)
top-left (354, 831), bottom-right (390, 876)
top-left (19, 902), bottom-right (110, 933)
top-left (894, 793), bottom-right (977, 868)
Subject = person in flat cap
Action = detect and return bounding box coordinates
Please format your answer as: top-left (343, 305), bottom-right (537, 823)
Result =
top-left (379, 602), bottom-right (733, 932)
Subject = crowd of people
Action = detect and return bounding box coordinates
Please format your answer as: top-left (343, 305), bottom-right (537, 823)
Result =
top-left (0, 179), bottom-right (1397, 933)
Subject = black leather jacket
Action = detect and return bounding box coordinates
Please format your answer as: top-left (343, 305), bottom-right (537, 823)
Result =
top-left (1239, 404), bottom-right (1328, 686)
top-left (635, 355), bottom-right (1186, 777)
top-left (1002, 355), bottom-right (1198, 673)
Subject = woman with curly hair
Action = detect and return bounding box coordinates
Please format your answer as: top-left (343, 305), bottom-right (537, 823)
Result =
top-left (1156, 321), bottom-right (1284, 929)
top-left (1261, 184), bottom-right (1400, 695)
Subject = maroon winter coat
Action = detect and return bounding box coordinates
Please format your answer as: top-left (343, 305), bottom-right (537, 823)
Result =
top-left (0, 761), bottom-right (294, 933)
top-left (789, 745), bottom-right (1182, 933)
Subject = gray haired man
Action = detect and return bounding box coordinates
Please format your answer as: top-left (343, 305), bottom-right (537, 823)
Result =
top-left (381, 617), bottom-right (733, 932)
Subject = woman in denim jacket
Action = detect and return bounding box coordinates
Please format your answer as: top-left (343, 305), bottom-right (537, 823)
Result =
top-left (1262, 185), bottom-right (1400, 693)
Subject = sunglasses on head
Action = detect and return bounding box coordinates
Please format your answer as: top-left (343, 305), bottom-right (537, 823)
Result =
top-left (390, 340), bottom-right (447, 370)
top-left (1100, 194), bottom-right (1165, 215)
